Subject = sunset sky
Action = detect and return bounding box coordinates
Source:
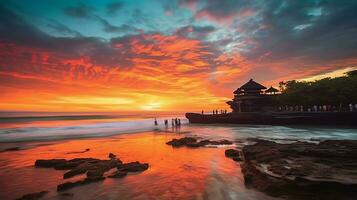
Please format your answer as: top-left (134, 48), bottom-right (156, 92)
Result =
top-left (0, 0), bottom-right (357, 112)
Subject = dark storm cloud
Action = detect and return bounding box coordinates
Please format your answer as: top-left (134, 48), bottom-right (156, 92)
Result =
top-left (46, 20), bottom-right (83, 37)
top-left (64, 3), bottom-right (95, 19)
top-left (0, 6), bottom-right (133, 68)
top-left (63, 3), bottom-right (136, 35)
top-left (1, 5), bottom-right (220, 72)
top-left (183, 0), bottom-right (357, 64)
top-left (3, 0), bottom-right (356, 76)
top-left (106, 1), bottom-right (124, 15)
top-left (197, 0), bottom-right (255, 19)
top-left (0, 6), bottom-right (52, 48)
top-left (176, 25), bottom-right (216, 39)
top-left (242, 0), bottom-right (357, 63)
top-left (95, 16), bottom-right (139, 34)
top-left (178, 0), bottom-right (256, 21)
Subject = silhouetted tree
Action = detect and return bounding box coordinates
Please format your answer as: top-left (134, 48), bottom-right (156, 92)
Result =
top-left (276, 70), bottom-right (357, 106)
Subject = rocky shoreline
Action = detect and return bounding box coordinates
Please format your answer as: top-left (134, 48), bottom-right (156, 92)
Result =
top-left (16, 153), bottom-right (149, 200)
top-left (166, 137), bottom-right (233, 147)
top-left (15, 136), bottom-right (357, 200)
top-left (167, 136), bottom-right (357, 199)
top-left (36, 153), bottom-right (148, 192)
top-left (237, 139), bottom-right (357, 200)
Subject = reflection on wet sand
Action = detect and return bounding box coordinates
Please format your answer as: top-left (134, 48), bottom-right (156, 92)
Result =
top-left (0, 132), bottom-right (277, 200)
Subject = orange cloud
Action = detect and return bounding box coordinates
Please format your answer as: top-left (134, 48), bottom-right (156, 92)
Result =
top-left (0, 34), bottom-right (230, 112)
top-left (1, 32), bottom-right (355, 113)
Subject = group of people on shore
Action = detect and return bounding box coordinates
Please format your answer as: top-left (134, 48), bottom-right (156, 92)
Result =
top-left (201, 110), bottom-right (228, 115)
top-left (278, 104), bottom-right (357, 112)
top-left (154, 117), bottom-right (181, 127)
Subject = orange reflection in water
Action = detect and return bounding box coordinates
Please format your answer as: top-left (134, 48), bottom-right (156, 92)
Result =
top-left (0, 132), bottom-right (275, 200)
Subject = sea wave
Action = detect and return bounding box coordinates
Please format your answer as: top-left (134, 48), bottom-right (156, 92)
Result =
top-left (0, 112), bottom-right (186, 142)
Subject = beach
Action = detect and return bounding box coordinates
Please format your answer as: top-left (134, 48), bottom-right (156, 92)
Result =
top-left (1, 114), bottom-right (357, 200)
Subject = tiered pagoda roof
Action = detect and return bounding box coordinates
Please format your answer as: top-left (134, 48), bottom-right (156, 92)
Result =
top-left (234, 79), bottom-right (267, 94)
top-left (265, 86), bottom-right (279, 93)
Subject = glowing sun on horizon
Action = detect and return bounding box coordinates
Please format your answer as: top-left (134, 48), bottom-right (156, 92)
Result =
top-left (141, 102), bottom-right (161, 111)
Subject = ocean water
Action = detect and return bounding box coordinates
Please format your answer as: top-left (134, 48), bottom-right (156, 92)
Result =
top-left (0, 112), bottom-right (357, 200)
top-left (0, 112), bottom-right (187, 142)
top-left (0, 112), bottom-right (357, 143)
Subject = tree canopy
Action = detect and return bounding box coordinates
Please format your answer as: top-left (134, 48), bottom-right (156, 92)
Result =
top-left (276, 70), bottom-right (357, 106)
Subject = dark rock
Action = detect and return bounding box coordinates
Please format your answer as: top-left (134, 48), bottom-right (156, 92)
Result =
top-left (35, 156), bottom-right (122, 179)
top-left (108, 171), bottom-right (127, 178)
top-left (240, 139), bottom-right (357, 199)
top-left (63, 167), bottom-right (87, 179)
top-left (36, 154), bottom-right (149, 191)
top-left (196, 139), bottom-right (211, 146)
top-left (2, 147), bottom-right (22, 152)
top-left (35, 158), bottom-right (101, 170)
top-left (225, 149), bottom-right (243, 162)
top-left (186, 142), bottom-right (201, 147)
top-left (35, 159), bottom-right (66, 168)
top-left (209, 140), bottom-right (233, 145)
top-left (57, 176), bottom-right (105, 191)
top-left (86, 169), bottom-right (104, 178)
top-left (16, 191), bottom-right (48, 200)
top-left (166, 137), bottom-right (233, 148)
top-left (66, 148), bottom-right (90, 154)
top-left (166, 137), bottom-right (197, 147)
top-left (117, 161), bottom-right (149, 172)
top-left (225, 149), bottom-right (240, 157)
top-left (232, 156), bottom-right (242, 162)
top-left (59, 193), bottom-right (74, 197)
top-left (108, 153), bottom-right (116, 160)
top-left (221, 140), bottom-right (234, 145)
top-left (63, 158), bottom-right (122, 179)
top-left (54, 162), bottom-right (81, 170)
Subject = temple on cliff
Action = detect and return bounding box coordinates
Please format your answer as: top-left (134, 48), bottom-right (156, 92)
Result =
top-left (227, 79), bottom-right (280, 112)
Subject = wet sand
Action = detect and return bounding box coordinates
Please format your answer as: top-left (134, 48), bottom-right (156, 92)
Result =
top-left (0, 131), bottom-right (277, 200)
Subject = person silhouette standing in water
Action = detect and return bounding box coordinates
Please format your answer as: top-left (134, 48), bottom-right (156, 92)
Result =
top-left (154, 117), bottom-right (158, 126)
